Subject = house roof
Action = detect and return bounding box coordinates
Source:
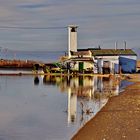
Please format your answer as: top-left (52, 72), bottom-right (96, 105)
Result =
top-left (78, 49), bottom-right (136, 56)
top-left (69, 57), bottom-right (93, 61)
top-left (71, 50), bottom-right (91, 56)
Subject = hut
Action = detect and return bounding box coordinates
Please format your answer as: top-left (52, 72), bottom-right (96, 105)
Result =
top-left (76, 48), bottom-right (137, 74)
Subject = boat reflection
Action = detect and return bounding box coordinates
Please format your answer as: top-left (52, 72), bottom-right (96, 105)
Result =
top-left (42, 75), bottom-right (120, 126)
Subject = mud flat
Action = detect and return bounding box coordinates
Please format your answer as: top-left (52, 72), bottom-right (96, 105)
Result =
top-left (72, 74), bottom-right (140, 140)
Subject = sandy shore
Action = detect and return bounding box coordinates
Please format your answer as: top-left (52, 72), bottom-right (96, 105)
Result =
top-left (72, 74), bottom-right (140, 140)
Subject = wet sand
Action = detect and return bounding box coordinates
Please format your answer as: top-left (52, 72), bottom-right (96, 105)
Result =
top-left (72, 74), bottom-right (140, 140)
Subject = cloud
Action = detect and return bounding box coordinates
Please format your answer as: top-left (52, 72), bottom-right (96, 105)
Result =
top-left (18, 3), bottom-right (48, 9)
top-left (0, 0), bottom-right (140, 51)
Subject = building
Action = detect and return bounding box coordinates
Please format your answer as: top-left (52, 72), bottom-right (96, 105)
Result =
top-left (67, 25), bottom-right (94, 73)
top-left (67, 50), bottom-right (94, 73)
top-left (66, 25), bottom-right (137, 74)
top-left (77, 48), bottom-right (137, 74)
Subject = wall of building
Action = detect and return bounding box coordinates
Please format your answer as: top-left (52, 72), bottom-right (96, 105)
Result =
top-left (119, 55), bottom-right (137, 73)
top-left (68, 26), bottom-right (78, 58)
top-left (71, 61), bottom-right (93, 72)
top-left (69, 32), bottom-right (77, 51)
top-left (95, 56), bottom-right (119, 74)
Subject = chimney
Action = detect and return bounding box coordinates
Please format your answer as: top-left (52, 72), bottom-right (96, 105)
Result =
top-left (124, 41), bottom-right (126, 50)
top-left (115, 42), bottom-right (117, 50)
top-left (68, 25), bottom-right (78, 58)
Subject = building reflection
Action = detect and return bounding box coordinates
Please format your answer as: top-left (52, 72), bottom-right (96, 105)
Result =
top-left (67, 88), bottom-right (77, 123)
top-left (42, 75), bottom-right (120, 125)
top-left (34, 76), bottom-right (40, 85)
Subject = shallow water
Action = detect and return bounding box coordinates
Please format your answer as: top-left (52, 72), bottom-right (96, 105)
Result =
top-left (0, 74), bottom-right (131, 140)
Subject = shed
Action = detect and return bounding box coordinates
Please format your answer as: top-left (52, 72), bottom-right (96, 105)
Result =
top-left (90, 49), bottom-right (137, 74)
top-left (76, 48), bottom-right (137, 74)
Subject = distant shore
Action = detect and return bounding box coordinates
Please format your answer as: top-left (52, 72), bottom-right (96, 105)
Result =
top-left (72, 74), bottom-right (140, 140)
top-left (0, 59), bottom-right (43, 69)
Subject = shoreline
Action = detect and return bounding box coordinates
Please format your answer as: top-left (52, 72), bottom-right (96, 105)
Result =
top-left (72, 74), bottom-right (140, 140)
top-left (0, 70), bottom-right (121, 77)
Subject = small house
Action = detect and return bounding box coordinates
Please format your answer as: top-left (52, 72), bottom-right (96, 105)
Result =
top-left (77, 48), bottom-right (137, 74)
top-left (67, 50), bottom-right (93, 73)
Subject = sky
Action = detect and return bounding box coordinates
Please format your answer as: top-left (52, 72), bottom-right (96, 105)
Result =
top-left (0, 0), bottom-right (140, 52)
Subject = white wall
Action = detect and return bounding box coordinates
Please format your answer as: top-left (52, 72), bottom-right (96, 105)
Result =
top-left (71, 61), bottom-right (93, 71)
top-left (95, 56), bottom-right (119, 74)
top-left (68, 26), bottom-right (78, 58)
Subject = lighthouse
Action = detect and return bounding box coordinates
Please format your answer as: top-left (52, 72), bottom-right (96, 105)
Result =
top-left (68, 25), bottom-right (78, 58)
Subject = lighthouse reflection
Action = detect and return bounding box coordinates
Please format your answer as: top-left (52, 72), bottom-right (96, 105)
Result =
top-left (43, 75), bottom-right (120, 125)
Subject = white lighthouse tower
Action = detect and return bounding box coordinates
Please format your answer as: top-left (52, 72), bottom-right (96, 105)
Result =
top-left (68, 25), bottom-right (78, 58)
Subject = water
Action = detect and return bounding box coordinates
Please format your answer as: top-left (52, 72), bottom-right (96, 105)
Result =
top-left (0, 74), bottom-right (130, 140)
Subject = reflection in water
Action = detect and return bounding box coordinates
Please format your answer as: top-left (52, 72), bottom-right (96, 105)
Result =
top-left (0, 75), bottom-right (129, 140)
top-left (68, 88), bottom-right (77, 124)
top-left (42, 75), bottom-right (120, 126)
top-left (34, 76), bottom-right (40, 85)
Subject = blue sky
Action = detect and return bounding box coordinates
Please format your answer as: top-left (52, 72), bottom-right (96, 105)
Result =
top-left (0, 0), bottom-right (140, 51)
